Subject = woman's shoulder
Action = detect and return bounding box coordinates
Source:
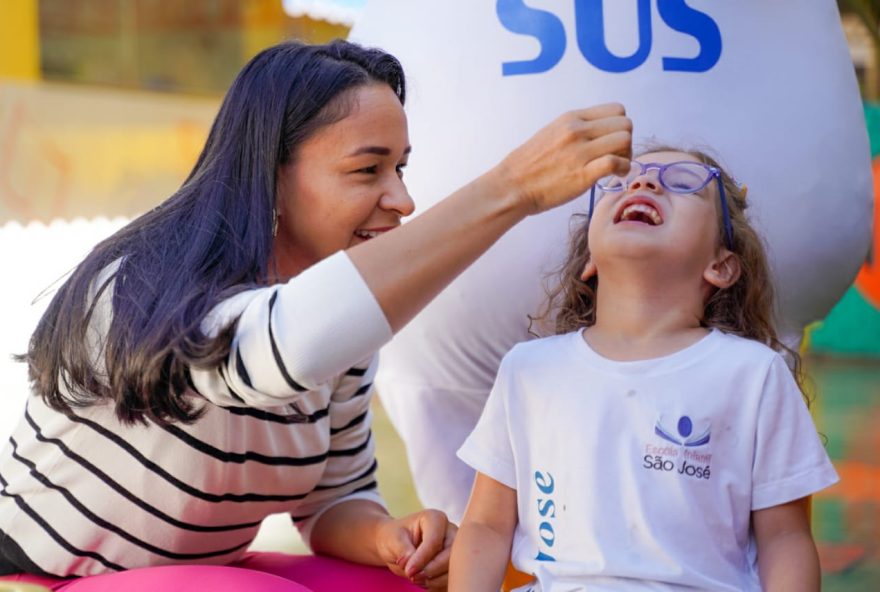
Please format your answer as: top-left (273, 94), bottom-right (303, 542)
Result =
top-left (200, 286), bottom-right (269, 336)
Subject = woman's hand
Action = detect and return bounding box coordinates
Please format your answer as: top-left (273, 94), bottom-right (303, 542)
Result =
top-left (375, 509), bottom-right (457, 590)
top-left (488, 102), bottom-right (633, 215)
top-left (309, 500), bottom-right (455, 588)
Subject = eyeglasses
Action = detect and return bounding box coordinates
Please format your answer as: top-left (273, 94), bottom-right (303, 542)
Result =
top-left (588, 160), bottom-right (734, 250)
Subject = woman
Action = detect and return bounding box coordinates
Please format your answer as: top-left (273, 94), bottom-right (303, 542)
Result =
top-left (0, 39), bottom-right (631, 591)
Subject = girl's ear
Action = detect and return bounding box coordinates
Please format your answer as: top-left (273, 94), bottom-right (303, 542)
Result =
top-left (580, 258), bottom-right (597, 281)
top-left (704, 249), bottom-right (741, 289)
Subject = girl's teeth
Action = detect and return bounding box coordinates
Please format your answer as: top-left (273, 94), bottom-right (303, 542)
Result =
top-left (621, 204), bottom-right (662, 225)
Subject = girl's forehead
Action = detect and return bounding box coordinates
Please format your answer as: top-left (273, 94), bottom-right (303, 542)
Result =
top-left (636, 150), bottom-right (698, 164)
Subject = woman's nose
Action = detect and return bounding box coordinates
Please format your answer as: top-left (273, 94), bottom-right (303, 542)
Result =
top-left (382, 179), bottom-right (416, 217)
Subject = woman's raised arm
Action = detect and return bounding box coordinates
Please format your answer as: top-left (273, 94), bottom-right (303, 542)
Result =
top-left (348, 104), bottom-right (631, 332)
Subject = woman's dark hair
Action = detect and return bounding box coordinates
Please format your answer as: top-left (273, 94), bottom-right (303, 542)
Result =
top-left (20, 39), bottom-right (406, 425)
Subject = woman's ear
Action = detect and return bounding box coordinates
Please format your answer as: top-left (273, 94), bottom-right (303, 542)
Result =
top-left (704, 249), bottom-right (741, 289)
top-left (580, 258), bottom-right (597, 281)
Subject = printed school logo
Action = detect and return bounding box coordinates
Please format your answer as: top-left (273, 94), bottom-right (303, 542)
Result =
top-left (644, 415), bottom-right (713, 480)
top-left (654, 415), bottom-right (710, 447)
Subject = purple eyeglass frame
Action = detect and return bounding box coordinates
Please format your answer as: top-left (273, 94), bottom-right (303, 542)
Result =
top-left (588, 160), bottom-right (735, 250)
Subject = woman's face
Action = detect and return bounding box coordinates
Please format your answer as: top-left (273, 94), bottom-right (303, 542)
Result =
top-left (272, 83), bottom-right (414, 278)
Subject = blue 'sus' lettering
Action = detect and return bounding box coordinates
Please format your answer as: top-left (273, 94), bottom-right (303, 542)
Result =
top-left (496, 0), bottom-right (722, 76)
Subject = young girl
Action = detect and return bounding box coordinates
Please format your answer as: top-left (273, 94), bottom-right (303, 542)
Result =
top-left (0, 39), bottom-right (633, 591)
top-left (450, 147), bottom-right (838, 591)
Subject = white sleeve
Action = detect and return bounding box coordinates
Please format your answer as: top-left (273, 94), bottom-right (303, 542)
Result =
top-left (190, 251), bottom-right (393, 408)
top-left (751, 354), bottom-right (839, 510)
top-left (456, 351), bottom-right (517, 489)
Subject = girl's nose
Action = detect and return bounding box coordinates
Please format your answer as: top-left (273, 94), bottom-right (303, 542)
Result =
top-left (628, 170), bottom-right (662, 193)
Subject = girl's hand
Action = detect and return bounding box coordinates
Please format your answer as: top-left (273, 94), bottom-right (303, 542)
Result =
top-left (488, 102), bottom-right (633, 215)
top-left (375, 509), bottom-right (457, 590)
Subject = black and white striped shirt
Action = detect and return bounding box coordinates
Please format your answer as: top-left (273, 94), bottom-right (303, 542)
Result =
top-left (0, 252), bottom-right (392, 577)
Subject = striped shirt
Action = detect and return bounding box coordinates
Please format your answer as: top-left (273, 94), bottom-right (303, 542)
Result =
top-left (0, 251), bottom-right (392, 577)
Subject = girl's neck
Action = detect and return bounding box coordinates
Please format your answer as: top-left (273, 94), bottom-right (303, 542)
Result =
top-left (585, 266), bottom-right (709, 361)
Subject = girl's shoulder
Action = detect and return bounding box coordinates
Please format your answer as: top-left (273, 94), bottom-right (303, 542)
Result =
top-left (713, 329), bottom-right (779, 354)
top-left (502, 330), bottom-right (582, 366)
top-left (712, 330), bottom-right (788, 369)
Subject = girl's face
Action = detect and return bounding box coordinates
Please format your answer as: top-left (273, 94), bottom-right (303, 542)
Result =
top-left (587, 150), bottom-right (725, 274)
top-left (272, 83), bottom-right (414, 278)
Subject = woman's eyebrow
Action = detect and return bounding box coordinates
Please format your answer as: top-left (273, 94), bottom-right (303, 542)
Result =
top-left (348, 145), bottom-right (412, 157)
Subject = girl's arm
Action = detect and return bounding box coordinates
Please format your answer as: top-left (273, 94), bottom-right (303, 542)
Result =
top-left (450, 472), bottom-right (518, 592)
top-left (753, 497), bottom-right (820, 591)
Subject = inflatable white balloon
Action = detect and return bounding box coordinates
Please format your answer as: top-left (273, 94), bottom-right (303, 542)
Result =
top-left (350, 0), bottom-right (873, 520)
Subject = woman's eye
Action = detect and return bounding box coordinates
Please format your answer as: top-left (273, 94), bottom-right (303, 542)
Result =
top-left (396, 163), bottom-right (407, 178)
top-left (356, 165), bottom-right (378, 175)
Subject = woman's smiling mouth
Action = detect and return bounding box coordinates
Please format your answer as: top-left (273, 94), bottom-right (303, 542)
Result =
top-left (354, 227), bottom-right (396, 240)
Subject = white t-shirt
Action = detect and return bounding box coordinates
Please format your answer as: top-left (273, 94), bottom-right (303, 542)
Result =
top-left (458, 329), bottom-right (838, 591)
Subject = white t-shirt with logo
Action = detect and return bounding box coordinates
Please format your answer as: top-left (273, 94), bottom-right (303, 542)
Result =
top-left (458, 329), bottom-right (838, 591)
